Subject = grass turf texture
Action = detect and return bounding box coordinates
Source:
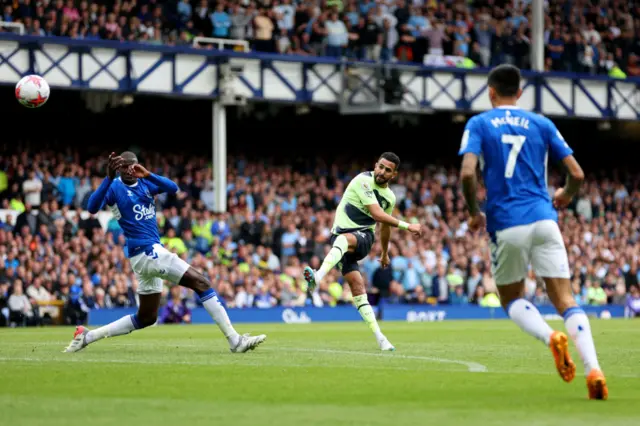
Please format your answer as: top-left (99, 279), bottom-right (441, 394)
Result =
top-left (1, 320), bottom-right (638, 426)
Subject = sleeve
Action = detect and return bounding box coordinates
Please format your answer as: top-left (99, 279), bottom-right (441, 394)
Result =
top-left (145, 173), bottom-right (179, 195)
top-left (352, 175), bottom-right (378, 206)
top-left (545, 118), bottom-right (573, 162)
top-left (87, 177), bottom-right (114, 214)
top-left (104, 186), bottom-right (115, 206)
top-left (458, 116), bottom-right (484, 156)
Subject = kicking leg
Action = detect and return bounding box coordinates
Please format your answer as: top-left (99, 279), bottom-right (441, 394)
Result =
top-left (179, 266), bottom-right (266, 353)
top-left (304, 233), bottom-right (356, 291)
top-left (64, 293), bottom-right (160, 353)
top-left (546, 277), bottom-right (607, 399)
top-left (344, 270), bottom-right (393, 351)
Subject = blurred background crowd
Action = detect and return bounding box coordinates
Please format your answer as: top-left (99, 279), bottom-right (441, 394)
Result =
top-left (2, 0), bottom-right (640, 75)
top-left (1, 145), bottom-right (640, 327)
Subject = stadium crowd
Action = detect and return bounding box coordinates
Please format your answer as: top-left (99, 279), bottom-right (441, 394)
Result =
top-left (2, 0), bottom-right (640, 75)
top-left (1, 146), bottom-right (640, 327)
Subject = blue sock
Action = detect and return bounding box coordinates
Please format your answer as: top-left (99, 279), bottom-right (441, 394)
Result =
top-left (130, 314), bottom-right (143, 330)
top-left (196, 288), bottom-right (216, 302)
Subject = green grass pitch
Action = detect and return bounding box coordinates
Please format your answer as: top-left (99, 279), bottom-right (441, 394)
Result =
top-left (1, 320), bottom-right (639, 426)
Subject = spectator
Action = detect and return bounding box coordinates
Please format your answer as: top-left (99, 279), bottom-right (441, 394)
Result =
top-left (161, 286), bottom-right (192, 323)
top-left (211, 3), bottom-right (231, 39)
top-left (253, 7), bottom-right (275, 52)
top-left (325, 12), bottom-right (348, 57)
top-left (22, 170), bottom-right (42, 208)
top-left (625, 285), bottom-right (640, 318)
top-left (8, 280), bottom-right (36, 326)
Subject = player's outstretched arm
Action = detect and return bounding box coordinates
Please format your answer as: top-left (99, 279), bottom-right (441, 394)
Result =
top-left (366, 203), bottom-right (422, 236)
top-left (129, 164), bottom-right (179, 194)
top-left (87, 153), bottom-right (123, 214)
top-left (146, 173), bottom-right (179, 194)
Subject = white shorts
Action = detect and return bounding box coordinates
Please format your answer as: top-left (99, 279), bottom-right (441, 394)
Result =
top-left (129, 244), bottom-right (191, 295)
top-left (489, 220), bottom-right (570, 285)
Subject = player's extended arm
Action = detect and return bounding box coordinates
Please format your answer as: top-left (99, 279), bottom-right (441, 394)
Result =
top-left (460, 153), bottom-right (480, 215)
top-left (560, 155), bottom-right (585, 199)
top-left (380, 223), bottom-right (391, 254)
top-left (146, 173), bottom-right (179, 194)
top-left (87, 177), bottom-right (113, 214)
top-left (366, 203), bottom-right (410, 230)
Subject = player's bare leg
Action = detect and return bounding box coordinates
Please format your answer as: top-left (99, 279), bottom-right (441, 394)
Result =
top-left (303, 233), bottom-right (357, 291)
top-left (179, 267), bottom-right (266, 353)
top-left (498, 282), bottom-right (575, 382)
top-left (64, 293), bottom-right (161, 352)
top-left (344, 270), bottom-right (394, 351)
top-left (545, 277), bottom-right (607, 399)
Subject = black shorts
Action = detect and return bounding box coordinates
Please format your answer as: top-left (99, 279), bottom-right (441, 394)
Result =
top-left (330, 229), bottom-right (375, 275)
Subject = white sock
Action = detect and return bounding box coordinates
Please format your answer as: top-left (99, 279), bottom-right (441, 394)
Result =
top-left (86, 314), bottom-right (139, 344)
top-left (315, 235), bottom-right (349, 283)
top-left (199, 289), bottom-right (240, 347)
top-left (507, 298), bottom-right (553, 345)
top-left (353, 294), bottom-right (385, 341)
top-left (563, 307), bottom-right (601, 374)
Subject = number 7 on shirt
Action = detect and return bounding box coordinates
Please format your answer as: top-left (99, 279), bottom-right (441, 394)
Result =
top-left (501, 134), bottom-right (527, 178)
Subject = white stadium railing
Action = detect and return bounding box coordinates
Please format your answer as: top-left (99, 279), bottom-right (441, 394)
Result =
top-left (192, 36), bottom-right (250, 52)
top-left (0, 21), bottom-right (25, 35)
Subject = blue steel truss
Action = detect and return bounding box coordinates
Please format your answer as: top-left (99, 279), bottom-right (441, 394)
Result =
top-left (1, 34), bottom-right (639, 120)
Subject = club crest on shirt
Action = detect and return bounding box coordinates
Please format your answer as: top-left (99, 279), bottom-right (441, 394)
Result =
top-left (144, 188), bottom-right (152, 199)
top-left (373, 189), bottom-right (390, 210)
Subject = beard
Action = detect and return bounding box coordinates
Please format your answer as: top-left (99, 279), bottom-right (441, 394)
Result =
top-left (375, 174), bottom-right (389, 185)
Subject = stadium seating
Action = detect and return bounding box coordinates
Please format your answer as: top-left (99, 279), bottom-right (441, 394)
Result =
top-left (2, 0), bottom-right (640, 75)
top-left (0, 145), bottom-right (638, 326)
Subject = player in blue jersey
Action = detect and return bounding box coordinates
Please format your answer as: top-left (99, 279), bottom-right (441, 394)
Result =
top-left (64, 152), bottom-right (266, 353)
top-left (458, 65), bottom-right (607, 400)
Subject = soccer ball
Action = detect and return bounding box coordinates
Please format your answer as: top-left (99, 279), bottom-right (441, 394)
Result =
top-left (15, 75), bottom-right (50, 108)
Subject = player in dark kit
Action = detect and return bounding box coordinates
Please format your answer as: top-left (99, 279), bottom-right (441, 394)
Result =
top-left (64, 152), bottom-right (266, 353)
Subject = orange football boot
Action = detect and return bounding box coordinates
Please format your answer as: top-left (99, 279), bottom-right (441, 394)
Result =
top-left (549, 331), bottom-right (576, 383)
top-left (586, 369), bottom-right (608, 400)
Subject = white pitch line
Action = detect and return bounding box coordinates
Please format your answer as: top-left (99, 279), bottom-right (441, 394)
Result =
top-left (282, 348), bottom-right (488, 373)
top-left (0, 346), bottom-right (488, 373)
top-left (0, 355), bottom-right (448, 373)
top-left (3, 342), bottom-right (488, 373)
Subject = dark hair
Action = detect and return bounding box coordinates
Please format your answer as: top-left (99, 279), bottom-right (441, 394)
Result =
top-left (379, 152), bottom-right (400, 170)
top-left (487, 64), bottom-right (521, 98)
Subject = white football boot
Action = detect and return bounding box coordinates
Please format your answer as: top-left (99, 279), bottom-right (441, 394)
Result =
top-left (231, 333), bottom-right (267, 353)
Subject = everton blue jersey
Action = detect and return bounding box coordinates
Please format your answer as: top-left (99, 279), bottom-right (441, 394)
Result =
top-left (458, 106), bottom-right (573, 234)
top-left (104, 178), bottom-right (162, 257)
